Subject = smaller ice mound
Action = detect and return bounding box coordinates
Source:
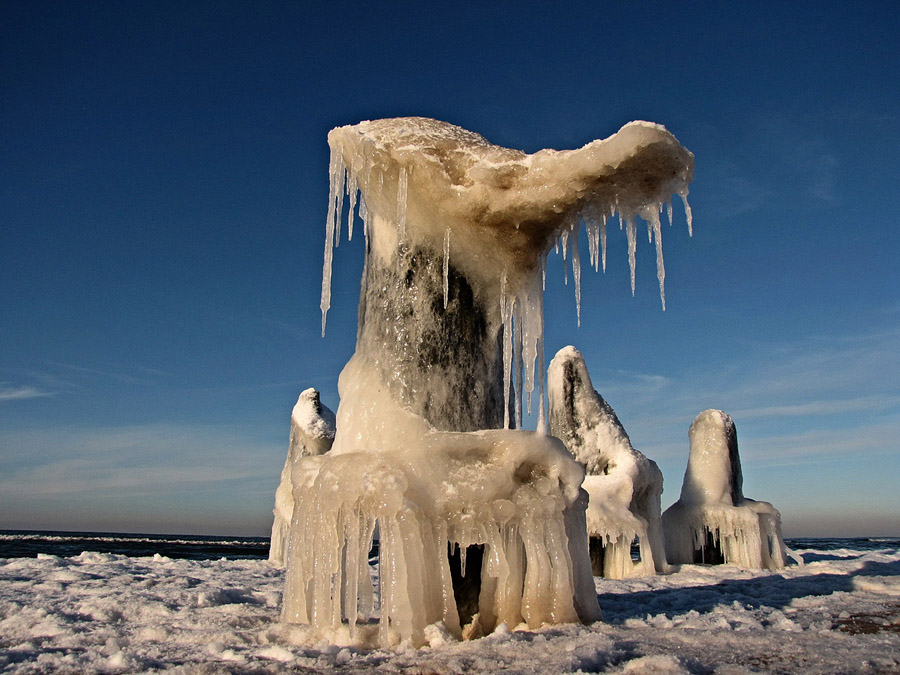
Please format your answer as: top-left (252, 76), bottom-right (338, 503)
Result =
top-left (281, 429), bottom-right (600, 648)
top-left (268, 388), bottom-right (336, 568)
top-left (547, 346), bottom-right (667, 579)
top-left (662, 409), bottom-right (787, 570)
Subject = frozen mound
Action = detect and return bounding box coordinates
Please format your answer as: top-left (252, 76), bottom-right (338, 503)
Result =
top-left (269, 388), bottom-right (335, 568)
top-left (548, 346), bottom-right (667, 579)
top-left (282, 429), bottom-right (600, 647)
top-left (662, 409), bottom-right (787, 570)
top-left (282, 117), bottom-right (694, 647)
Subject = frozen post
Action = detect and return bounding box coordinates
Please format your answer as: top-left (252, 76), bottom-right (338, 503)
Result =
top-left (662, 409), bottom-right (788, 569)
top-left (548, 346), bottom-right (668, 578)
top-left (281, 117), bottom-right (694, 647)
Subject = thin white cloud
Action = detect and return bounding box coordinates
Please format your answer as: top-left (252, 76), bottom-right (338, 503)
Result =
top-left (739, 416), bottom-right (900, 466)
top-left (733, 394), bottom-right (900, 420)
top-left (0, 383), bottom-right (54, 401)
top-left (0, 423), bottom-right (284, 500)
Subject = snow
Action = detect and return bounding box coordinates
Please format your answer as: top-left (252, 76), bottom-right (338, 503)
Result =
top-left (2, 543), bottom-right (899, 673)
top-left (663, 410), bottom-right (788, 570)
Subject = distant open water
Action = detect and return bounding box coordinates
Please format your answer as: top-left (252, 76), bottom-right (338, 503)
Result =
top-left (0, 530), bottom-right (270, 560)
top-left (0, 530), bottom-right (897, 560)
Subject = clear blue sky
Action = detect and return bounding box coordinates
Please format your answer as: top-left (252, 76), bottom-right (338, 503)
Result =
top-left (2, 1), bottom-right (898, 537)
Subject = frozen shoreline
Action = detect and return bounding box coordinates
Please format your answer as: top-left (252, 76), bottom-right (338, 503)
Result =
top-left (1, 544), bottom-right (898, 673)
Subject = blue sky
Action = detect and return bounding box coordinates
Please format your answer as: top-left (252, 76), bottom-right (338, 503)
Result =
top-left (2, 2), bottom-right (898, 537)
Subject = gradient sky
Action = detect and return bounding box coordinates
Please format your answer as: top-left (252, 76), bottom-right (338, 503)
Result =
top-left (2, 2), bottom-right (898, 537)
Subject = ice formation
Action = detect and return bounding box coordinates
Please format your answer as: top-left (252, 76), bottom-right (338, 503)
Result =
top-left (268, 389), bottom-right (335, 568)
top-left (548, 347), bottom-right (668, 579)
top-left (283, 117), bottom-right (694, 647)
top-left (662, 409), bottom-right (787, 570)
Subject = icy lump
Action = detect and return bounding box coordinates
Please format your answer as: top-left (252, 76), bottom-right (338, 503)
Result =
top-left (662, 409), bottom-right (787, 570)
top-left (282, 117), bottom-right (694, 648)
top-left (548, 346), bottom-right (668, 579)
top-left (268, 389), bottom-right (335, 568)
top-left (282, 429), bottom-right (600, 646)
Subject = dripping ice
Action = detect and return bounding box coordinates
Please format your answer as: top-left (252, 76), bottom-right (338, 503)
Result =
top-left (291, 118), bottom-right (695, 648)
top-left (320, 125), bottom-right (694, 417)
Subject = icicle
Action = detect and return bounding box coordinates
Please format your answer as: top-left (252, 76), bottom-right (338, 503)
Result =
top-left (541, 254), bottom-right (547, 292)
top-left (460, 545), bottom-right (467, 577)
top-left (443, 227), bottom-right (451, 309)
top-left (646, 220), bottom-right (653, 244)
top-left (571, 227), bottom-right (582, 327)
top-left (334, 163), bottom-right (346, 248)
top-left (536, 329), bottom-right (547, 435)
top-left (500, 273), bottom-right (513, 429)
top-left (397, 166), bottom-right (409, 239)
top-left (346, 171), bottom-right (358, 242)
top-left (320, 149), bottom-right (346, 337)
top-left (560, 229), bottom-right (569, 285)
top-left (601, 217), bottom-right (607, 273)
top-left (666, 198), bottom-right (673, 227)
top-left (625, 215), bottom-right (637, 296)
top-left (680, 191), bottom-right (693, 236)
top-left (520, 275), bottom-right (544, 419)
top-left (650, 210), bottom-right (666, 310)
top-left (514, 303), bottom-right (524, 429)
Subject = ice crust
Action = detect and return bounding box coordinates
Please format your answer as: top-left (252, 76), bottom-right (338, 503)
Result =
top-left (268, 389), bottom-right (335, 568)
top-left (662, 409), bottom-right (788, 570)
top-left (288, 117), bottom-right (693, 647)
top-left (548, 347), bottom-right (668, 579)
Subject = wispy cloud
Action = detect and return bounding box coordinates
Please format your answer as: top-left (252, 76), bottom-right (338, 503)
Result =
top-left (733, 394), bottom-right (900, 420)
top-left (0, 383), bottom-right (54, 402)
top-left (0, 423), bottom-right (284, 500)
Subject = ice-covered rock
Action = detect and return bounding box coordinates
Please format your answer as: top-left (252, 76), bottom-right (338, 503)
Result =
top-left (548, 346), bottom-right (667, 578)
top-left (282, 117), bottom-right (694, 647)
top-left (662, 409), bottom-right (787, 570)
top-left (268, 388), bottom-right (335, 568)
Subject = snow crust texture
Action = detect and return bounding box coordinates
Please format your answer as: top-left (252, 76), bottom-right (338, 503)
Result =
top-left (662, 409), bottom-right (788, 570)
top-left (548, 346), bottom-right (668, 579)
top-left (268, 389), bottom-right (335, 568)
top-left (3, 543), bottom-right (899, 673)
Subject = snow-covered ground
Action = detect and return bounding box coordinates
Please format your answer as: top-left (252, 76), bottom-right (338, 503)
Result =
top-left (1, 544), bottom-right (898, 673)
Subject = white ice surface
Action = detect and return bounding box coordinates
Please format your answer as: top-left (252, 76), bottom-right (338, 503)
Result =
top-left (2, 545), bottom-right (899, 673)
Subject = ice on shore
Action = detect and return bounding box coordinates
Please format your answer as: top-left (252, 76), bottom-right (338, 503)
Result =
top-left (662, 409), bottom-right (788, 570)
top-left (284, 117), bottom-right (694, 646)
top-left (548, 346), bottom-right (668, 579)
top-left (268, 389), bottom-right (335, 568)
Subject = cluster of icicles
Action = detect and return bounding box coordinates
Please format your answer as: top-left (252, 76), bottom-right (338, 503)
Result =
top-left (281, 447), bottom-right (582, 646)
top-left (319, 147), bottom-right (693, 431)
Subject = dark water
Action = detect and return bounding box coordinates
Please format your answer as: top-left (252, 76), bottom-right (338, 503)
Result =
top-left (0, 530), bottom-right (897, 561)
top-left (0, 530), bottom-right (269, 560)
top-left (786, 537), bottom-right (900, 552)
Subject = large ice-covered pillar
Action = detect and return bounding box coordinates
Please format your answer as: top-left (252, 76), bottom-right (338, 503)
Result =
top-left (282, 117), bottom-right (694, 647)
top-left (662, 409), bottom-right (787, 569)
top-left (321, 117), bottom-right (695, 444)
